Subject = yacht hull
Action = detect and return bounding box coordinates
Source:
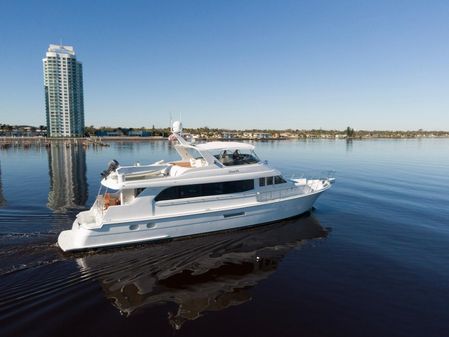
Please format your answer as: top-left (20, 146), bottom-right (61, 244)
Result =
top-left (58, 190), bottom-right (325, 252)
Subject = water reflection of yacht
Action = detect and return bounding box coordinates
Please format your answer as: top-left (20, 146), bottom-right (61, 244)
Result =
top-left (47, 143), bottom-right (88, 212)
top-left (0, 160), bottom-right (5, 207)
top-left (76, 213), bottom-right (327, 329)
top-left (58, 121), bottom-right (334, 251)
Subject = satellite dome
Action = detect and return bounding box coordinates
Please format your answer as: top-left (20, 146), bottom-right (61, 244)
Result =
top-left (172, 121), bottom-right (183, 133)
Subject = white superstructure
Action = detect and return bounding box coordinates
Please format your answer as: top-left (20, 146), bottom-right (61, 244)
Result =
top-left (43, 44), bottom-right (85, 137)
top-left (58, 122), bottom-right (334, 252)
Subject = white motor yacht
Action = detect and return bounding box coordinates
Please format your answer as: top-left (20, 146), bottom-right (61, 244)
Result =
top-left (57, 122), bottom-right (334, 252)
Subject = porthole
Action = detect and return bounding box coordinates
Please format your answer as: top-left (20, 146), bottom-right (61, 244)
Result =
top-left (146, 222), bottom-right (156, 229)
top-left (129, 224), bottom-right (139, 230)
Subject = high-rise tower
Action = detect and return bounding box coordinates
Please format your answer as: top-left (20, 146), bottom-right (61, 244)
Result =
top-left (43, 44), bottom-right (85, 137)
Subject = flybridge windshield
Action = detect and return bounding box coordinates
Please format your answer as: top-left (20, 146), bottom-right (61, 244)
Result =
top-left (213, 149), bottom-right (260, 166)
top-left (175, 146), bottom-right (205, 161)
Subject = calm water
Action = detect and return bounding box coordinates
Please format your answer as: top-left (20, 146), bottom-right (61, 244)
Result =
top-left (1, 139), bottom-right (449, 337)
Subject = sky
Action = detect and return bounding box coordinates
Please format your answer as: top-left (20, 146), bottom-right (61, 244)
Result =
top-left (0, 0), bottom-right (448, 130)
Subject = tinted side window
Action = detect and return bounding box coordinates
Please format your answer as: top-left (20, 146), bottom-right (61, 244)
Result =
top-left (274, 176), bottom-right (286, 184)
top-left (267, 176), bottom-right (273, 185)
top-left (155, 186), bottom-right (179, 201)
top-left (259, 177), bottom-right (265, 186)
top-left (223, 180), bottom-right (254, 194)
top-left (179, 185), bottom-right (201, 198)
top-left (155, 179), bottom-right (254, 201)
top-left (135, 188), bottom-right (146, 197)
top-left (202, 182), bottom-right (223, 195)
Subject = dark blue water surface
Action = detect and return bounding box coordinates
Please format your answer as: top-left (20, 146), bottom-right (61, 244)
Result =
top-left (0, 139), bottom-right (448, 337)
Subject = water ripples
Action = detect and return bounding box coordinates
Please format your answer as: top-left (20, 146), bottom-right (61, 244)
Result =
top-left (1, 139), bottom-right (449, 337)
top-left (0, 214), bottom-right (326, 335)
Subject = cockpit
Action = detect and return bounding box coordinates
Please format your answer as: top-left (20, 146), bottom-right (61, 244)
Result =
top-left (213, 149), bottom-right (260, 166)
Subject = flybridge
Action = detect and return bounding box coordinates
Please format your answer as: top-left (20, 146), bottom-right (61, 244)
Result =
top-left (170, 122), bottom-right (260, 167)
top-left (99, 121), bottom-right (265, 190)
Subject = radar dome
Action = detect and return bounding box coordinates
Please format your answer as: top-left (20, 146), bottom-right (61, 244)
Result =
top-left (172, 121), bottom-right (183, 133)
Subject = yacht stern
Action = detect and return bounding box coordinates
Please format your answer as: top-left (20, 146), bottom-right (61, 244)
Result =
top-left (57, 228), bottom-right (78, 252)
top-left (58, 210), bottom-right (101, 252)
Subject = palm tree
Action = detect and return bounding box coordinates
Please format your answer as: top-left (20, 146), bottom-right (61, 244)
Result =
top-left (345, 126), bottom-right (355, 138)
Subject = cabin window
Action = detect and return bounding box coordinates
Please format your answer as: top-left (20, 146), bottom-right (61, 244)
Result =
top-left (267, 176), bottom-right (273, 185)
top-left (155, 179), bottom-right (255, 201)
top-left (259, 177), bottom-right (265, 186)
top-left (134, 188), bottom-right (146, 197)
top-left (274, 176), bottom-right (287, 184)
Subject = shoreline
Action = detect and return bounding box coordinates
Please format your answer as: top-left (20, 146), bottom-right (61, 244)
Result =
top-left (1, 135), bottom-right (449, 143)
top-left (2, 135), bottom-right (449, 140)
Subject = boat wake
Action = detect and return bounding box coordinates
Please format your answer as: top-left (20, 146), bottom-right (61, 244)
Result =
top-left (0, 238), bottom-right (60, 276)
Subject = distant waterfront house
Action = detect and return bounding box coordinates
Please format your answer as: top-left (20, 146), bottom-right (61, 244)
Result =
top-left (128, 130), bottom-right (152, 137)
top-left (0, 127), bottom-right (44, 137)
top-left (254, 132), bottom-right (271, 139)
top-left (221, 132), bottom-right (240, 139)
top-left (95, 130), bottom-right (124, 137)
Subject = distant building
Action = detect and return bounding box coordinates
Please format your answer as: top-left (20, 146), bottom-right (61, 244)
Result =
top-left (95, 129), bottom-right (124, 137)
top-left (43, 44), bottom-right (85, 137)
top-left (221, 132), bottom-right (240, 139)
top-left (128, 130), bottom-right (152, 137)
top-left (253, 132), bottom-right (271, 139)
